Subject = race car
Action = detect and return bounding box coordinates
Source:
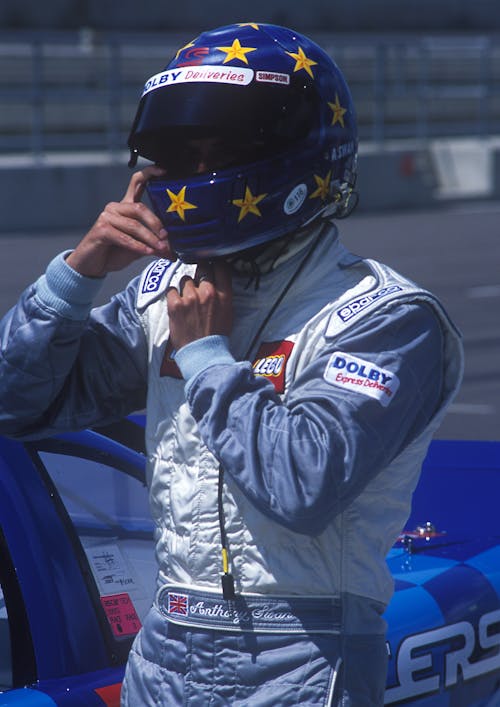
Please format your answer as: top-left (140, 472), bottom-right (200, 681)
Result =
top-left (385, 438), bottom-right (500, 706)
top-left (0, 417), bottom-right (499, 705)
top-left (0, 417), bottom-right (154, 706)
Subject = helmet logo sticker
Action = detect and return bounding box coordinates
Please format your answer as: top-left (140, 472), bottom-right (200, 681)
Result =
top-left (328, 94), bottom-right (347, 127)
top-left (232, 186), bottom-right (267, 222)
top-left (285, 46), bottom-right (318, 78)
top-left (166, 186), bottom-right (197, 221)
top-left (216, 38), bottom-right (257, 65)
top-left (175, 41), bottom-right (195, 60)
top-left (142, 66), bottom-right (254, 96)
top-left (331, 141), bottom-right (356, 160)
top-left (284, 184), bottom-right (307, 215)
top-left (256, 70), bottom-right (290, 85)
top-left (176, 46), bottom-right (210, 67)
top-left (310, 171), bottom-right (332, 201)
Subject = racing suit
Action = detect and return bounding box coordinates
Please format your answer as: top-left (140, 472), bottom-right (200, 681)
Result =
top-left (0, 221), bottom-right (463, 706)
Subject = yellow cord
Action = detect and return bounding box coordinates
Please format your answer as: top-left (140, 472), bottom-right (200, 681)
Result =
top-left (222, 547), bottom-right (229, 575)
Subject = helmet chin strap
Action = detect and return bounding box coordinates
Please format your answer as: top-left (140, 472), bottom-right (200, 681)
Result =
top-left (226, 219), bottom-right (328, 289)
top-left (226, 233), bottom-right (296, 290)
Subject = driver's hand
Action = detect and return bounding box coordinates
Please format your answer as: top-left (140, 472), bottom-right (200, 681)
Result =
top-left (66, 165), bottom-right (174, 278)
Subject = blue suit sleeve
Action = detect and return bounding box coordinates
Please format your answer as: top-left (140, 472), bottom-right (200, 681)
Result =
top-left (0, 252), bottom-right (149, 439)
top-left (185, 302), bottom-right (445, 536)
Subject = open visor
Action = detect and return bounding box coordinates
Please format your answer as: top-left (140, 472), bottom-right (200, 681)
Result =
top-left (127, 67), bottom-right (320, 164)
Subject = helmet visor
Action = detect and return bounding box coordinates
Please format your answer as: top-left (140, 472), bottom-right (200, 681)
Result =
top-left (128, 73), bottom-right (319, 167)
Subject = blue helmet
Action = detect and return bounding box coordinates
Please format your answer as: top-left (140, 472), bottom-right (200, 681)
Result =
top-left (128, 23), bottom-right (358, 262)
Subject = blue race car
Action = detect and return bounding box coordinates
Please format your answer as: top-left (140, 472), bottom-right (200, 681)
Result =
top-left (0, 419), bottom-right (499, 705)
top-left (0, 419), bottom-right (155, 706)
top-left (385, 439), bottom-right (500, 706)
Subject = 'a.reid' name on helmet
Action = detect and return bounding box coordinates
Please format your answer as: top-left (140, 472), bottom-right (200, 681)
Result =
top-left (127, 22), bottom-right (358, 262)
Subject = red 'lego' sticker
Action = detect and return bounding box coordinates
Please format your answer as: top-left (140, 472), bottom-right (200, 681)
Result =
top-left (100, 593), bottom-right (142, 638)
top-left (252, 340), bottom-right (294, 394)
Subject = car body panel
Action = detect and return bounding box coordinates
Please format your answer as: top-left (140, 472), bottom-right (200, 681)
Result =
top-left (0, 430), bottom-right (150, 703)
top-left (385, 440), bottom-right (500, 705)
top-left (0, 673), bottom-right (122, 706)
top-left (0, 437), bottom-right (108, 680)
top-left (0, 689), bottom-right (57, 706)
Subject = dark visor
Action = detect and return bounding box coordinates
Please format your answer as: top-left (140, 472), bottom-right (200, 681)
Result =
top-left (128, 75), bottom-right (319, 164)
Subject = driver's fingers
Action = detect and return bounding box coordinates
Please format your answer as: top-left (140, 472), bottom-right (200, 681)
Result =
top-left (177, 274), bottom-right (198, 296)
top-left (105, 202), bottom-right (166, 248)
top-left (122, 165), bottom-right (166, 203)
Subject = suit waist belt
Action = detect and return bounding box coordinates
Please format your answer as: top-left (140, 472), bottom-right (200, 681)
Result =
top-left (156, 584), bottom-right (341, 634)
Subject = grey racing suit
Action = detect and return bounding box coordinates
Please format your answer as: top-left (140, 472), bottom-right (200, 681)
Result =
top-left (0, 221), bottom-right (463, 706)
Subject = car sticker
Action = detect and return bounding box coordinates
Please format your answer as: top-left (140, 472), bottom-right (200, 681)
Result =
top-left (100, 593), bottom-right (142, 638)
top-left (84, 542), bottom-right (147, 604)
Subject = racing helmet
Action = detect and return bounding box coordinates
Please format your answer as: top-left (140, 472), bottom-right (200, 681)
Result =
top-left (128, 23), bottom-right (358, 262)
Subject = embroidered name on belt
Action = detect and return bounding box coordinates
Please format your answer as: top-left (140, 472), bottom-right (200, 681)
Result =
top-left (158, 587), bottom-right (341, 634)
top-left (252, 340), bottom-right (294, 394)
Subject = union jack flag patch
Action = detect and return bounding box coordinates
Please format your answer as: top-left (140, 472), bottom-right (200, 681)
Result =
top-left (167, 592), bottom-right (189, 616)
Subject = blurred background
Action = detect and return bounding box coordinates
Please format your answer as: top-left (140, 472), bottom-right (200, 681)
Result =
top-left (0, 0), bottom-right (498, 440)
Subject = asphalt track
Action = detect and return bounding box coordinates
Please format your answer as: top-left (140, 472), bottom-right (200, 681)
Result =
top-left (0, 200), bottom-right (498, 441)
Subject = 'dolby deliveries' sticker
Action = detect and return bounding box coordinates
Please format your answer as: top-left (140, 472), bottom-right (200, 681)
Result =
top-left (324, 351), bottom-right (399, 407)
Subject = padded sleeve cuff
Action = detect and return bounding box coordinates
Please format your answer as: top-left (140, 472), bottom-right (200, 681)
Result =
top-left (35, 250), bottom-right (105, 320)
top-left (174, 335), bottom-right (235, 383)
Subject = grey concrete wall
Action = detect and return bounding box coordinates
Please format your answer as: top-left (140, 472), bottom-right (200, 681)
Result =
top-left (356, 149), bottom-right (436, 213)
top-left (1, 159), bottom-right (130, 234)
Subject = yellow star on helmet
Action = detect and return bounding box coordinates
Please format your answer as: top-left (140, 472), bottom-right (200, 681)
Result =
top-left (232, 186), bottom-right (267, 222)
top-left (286, 46), bottom-right (317, 78)
top-left (217, 38), bottom-right (257, 65)
top-left (237, 23), bottom-right (261, 30)
top-left (328, 94), bottom-right (347, 127)
top-left (166, 186), bottom-right (197, 221)
top-left (309, 171), bottom-right (332, 201)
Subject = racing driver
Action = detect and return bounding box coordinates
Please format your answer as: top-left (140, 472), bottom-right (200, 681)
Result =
top-left (0, 22), bottom-right (464, 706)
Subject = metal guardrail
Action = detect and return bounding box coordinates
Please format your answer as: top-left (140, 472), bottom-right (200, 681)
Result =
top-left (1, 31), bottom-right (500, 157)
